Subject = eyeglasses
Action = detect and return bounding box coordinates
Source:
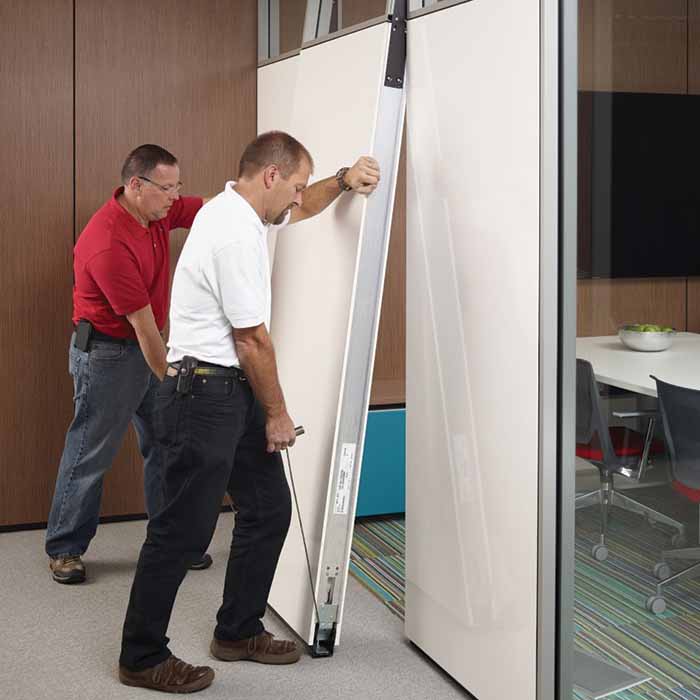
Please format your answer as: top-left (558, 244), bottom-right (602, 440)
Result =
top-left (138, 175), bottom-right (183, 194)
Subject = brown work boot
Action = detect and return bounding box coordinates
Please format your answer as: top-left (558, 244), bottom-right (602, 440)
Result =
top-left (119, 655), bottom-right (214, 694)
top-left (210, 631), bottom-right (302, 665)
top-left (49, 555), bottom-right (86, 584)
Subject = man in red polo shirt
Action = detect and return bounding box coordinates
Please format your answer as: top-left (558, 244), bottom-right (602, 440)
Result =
top-left (46, 144), bottom-right (212, 583)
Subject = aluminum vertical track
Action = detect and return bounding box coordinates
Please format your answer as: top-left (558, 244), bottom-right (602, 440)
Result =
top-left (309, 1), bottom-right (407, 656)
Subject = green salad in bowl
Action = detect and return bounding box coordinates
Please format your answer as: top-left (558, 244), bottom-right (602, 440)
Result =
top-left (618, 324), bottom-right (676, 352)
top-left (623, 324), bottom-right (674, 333)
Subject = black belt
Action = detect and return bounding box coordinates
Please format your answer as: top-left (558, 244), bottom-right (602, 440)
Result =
top-left (74, 326), bottom-right (139, 346)
top-left (166, 360), bottom-right (245, 379)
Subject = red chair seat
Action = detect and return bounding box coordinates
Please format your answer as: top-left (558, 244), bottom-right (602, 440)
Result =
top-left (576, 426), bottom-right (664, 461)
top-left (671, 480), bottom-right (700, 503)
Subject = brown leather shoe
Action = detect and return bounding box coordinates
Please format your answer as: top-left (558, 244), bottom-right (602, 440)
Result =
top-left (210, 631), bottom-right (301, 665)
top-left (119, 655), bottom-right (214, 694)
top-left (49, 555), bottom-right (86, 584)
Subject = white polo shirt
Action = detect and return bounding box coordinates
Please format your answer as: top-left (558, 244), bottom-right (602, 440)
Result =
top-left (167, 182), bottom-right (288, 367)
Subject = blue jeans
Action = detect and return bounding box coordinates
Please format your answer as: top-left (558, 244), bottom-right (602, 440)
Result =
top-left (45, 335), bottom-right (164, 558)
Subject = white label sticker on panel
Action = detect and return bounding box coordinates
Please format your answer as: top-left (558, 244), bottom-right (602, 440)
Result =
top-left (333, 443), bottom-right (356, 515)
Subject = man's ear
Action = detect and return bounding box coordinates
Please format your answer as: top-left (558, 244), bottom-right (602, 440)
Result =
top-left (262, 165), bottom-right (279, 190)
top-left (125, 176), bottom-right (142, 194)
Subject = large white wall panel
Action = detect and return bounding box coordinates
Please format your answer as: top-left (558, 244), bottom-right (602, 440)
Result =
top-left (264, 23), bottom-right (392, 645)
top-left (257, 56), bottom-right (300, 262)
top-left (405, 2), bottom-right (540, 699)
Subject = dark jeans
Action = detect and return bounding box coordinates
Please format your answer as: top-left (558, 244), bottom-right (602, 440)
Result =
top-left (46, 334), bottom-right (163, 558)
top-left (119, 370), bottom-right (292, 671)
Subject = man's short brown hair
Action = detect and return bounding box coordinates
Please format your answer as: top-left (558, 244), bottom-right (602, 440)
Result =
top-left (121, 144), bottom-right (178, 184)
top-left (238, 131), bottom-right (314, 179)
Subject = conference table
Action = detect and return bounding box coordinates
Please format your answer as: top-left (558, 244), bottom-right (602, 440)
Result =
top-left (576, 332), bottom-right (700, 396)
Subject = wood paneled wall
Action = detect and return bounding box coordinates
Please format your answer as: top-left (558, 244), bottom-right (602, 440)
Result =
top-left (370, 133), bottom-right (406, 406)
top-left (342, 0), bottom-right (388, 28)
top-left (0, 0), bottom-right (74, 528)
top-left (577, 278), bottom-right (687, 337)
top-left (687, 279), bottom-right (700, 332)
top-left (1, 0), bottom-right (257, 527)
top-left (690, 1), bottom-right (700, 94)
top-left (75, 0), bottom-right (257, 518)
top-left (579, 1), bottom-right (688, 93)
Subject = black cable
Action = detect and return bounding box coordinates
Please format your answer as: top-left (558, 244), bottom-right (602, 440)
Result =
top-left (284, 447), bottom-right (321, 625)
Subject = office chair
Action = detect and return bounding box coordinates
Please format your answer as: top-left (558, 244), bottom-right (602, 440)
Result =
top-left (646, 376), bottom-right (700, 614)
top-left (575, 359), bottom-right (685, 562)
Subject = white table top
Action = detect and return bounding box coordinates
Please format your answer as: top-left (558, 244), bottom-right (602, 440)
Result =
top-left (576, 332), bottom-right (700, 397)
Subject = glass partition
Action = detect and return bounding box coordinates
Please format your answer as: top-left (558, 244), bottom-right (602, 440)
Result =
top-left (259, 0), bottom-right (309, 62)
top-left (566, 4), bottom-right (700, 698)
top-left (260, 0), bottom-right (395, 62)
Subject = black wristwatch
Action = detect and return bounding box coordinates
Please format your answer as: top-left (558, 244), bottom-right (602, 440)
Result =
top-left (336, 167), bottom-right (352, 192)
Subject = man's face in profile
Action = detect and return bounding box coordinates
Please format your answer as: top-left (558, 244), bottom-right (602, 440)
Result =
top-left (271, 159), bottom-right (312, 224)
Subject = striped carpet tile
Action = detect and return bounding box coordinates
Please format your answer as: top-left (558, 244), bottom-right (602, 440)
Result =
top-left (350, 518), bottom-right (405, 620)
top-left (351, 510), bottom-right (700, 699)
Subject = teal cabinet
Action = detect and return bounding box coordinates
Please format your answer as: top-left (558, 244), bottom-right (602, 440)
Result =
top-left (356, 408), bottom-right (406, 517)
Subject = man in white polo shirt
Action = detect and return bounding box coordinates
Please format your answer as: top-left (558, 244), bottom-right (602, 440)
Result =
top-left (118, 131), bottom-right (380, 693)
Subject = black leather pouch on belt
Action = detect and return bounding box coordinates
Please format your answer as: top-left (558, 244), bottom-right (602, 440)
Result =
top-left (176, 356), bottom-right (198, 395)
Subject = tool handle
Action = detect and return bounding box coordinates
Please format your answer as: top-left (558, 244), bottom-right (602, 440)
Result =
top-left (294, 425), bottom-right (305, 437)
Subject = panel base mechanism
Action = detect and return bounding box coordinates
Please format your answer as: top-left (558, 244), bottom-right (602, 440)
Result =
top-left (311, 621), bottom-right (337, 658)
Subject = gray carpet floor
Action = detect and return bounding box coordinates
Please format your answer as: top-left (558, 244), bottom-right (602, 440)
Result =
top-left (0, 513), bottom-right (470, 700)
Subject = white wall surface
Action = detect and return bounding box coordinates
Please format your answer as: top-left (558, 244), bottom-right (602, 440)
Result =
top-left (405, 2), bottom-right (540, 698)
top-left (257, 56), bottom-right (300, 262)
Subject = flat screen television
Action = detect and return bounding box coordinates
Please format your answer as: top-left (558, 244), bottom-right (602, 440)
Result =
top-left (578, 91), bottom-right (700, 278)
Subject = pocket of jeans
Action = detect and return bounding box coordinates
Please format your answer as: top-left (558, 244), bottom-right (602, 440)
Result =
top-left (69, 344), bottom-right (87, 376)
top-left (194, 376), bottom-right (237, 403)
top-left (155, 378), bottom-right (176, 410)
top-left (90, 342), bottom-right (125, 361)
top-left (155, 391), bottom-right (186, 448)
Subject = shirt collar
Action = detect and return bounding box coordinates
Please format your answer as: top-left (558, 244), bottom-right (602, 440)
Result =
top-left (224, 181), bottom-right (267, 236)
top-left (109, 186), bottom-right (152, 234)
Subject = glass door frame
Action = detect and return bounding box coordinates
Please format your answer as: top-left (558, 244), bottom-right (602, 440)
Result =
top-left (556, 0), bottom-right (578, 697)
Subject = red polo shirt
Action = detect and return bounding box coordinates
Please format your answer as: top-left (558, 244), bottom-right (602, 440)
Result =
top-left (72, 188), bottom-right (203, 339)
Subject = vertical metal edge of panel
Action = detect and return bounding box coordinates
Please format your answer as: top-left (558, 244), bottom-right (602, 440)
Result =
top-left (318, 0), bottom-right (334, 36)
top-left (269, 0), bottom-right (280, 59)
top-left (258, 0), bottom-right (270, 62)
top-left (538, 0), bottom-right (558, 696)
top-left (311, 19), bottom-right (406, 647)
top-left (303, 0), bottom-right (334, 41)
top-left (557, 0), bottom-right (578, 697)
top-left (303, 0), bottom-right (321, 41)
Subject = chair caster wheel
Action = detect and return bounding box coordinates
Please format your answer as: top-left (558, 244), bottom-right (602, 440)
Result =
top-left (671, 533), bottom-right (686, 547)
top-left (653, 562), bottom-right (671, 580)
top-left (592, 544), bottom-right (609, 562)
top-left (646, 595), bottom-right (666, 615)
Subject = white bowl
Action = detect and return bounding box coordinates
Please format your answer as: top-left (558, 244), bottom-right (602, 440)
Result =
top-left (618, 327), bottom-right (675, 352)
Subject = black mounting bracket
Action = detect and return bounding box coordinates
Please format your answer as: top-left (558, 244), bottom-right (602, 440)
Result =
top-left (385, 0), bottom-right (407, 89)
top-left (310, 621), bottom-right (337, 658)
